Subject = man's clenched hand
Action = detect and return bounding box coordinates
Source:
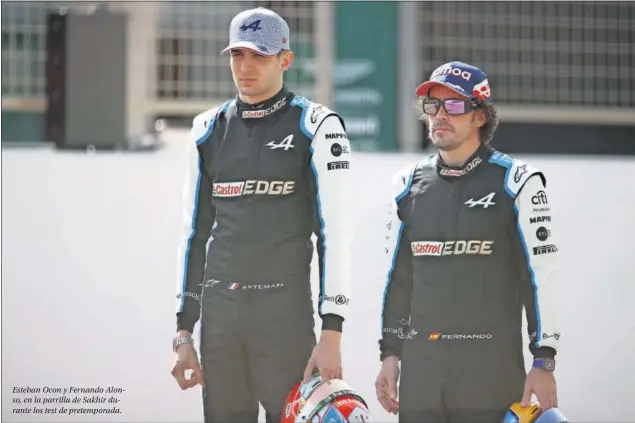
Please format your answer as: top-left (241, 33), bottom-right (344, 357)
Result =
top-left (171, 334), bottom-right (205, 390)
top-left (303, 330), bottom-right (342, 381)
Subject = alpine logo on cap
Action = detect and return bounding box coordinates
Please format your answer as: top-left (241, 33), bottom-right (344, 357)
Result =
top-left (240, 20), bottom-right (262, 32)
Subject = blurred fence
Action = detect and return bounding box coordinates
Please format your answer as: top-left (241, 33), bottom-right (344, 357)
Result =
top-left (417, 1), bottom-right (635, 124)
top-left (2, 1), bottom-right (634, 149)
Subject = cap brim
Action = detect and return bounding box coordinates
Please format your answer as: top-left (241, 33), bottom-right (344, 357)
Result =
top-left (415, 81), bottom-right (471, 98)
top-left (220, 41), bottom-right (282, 56)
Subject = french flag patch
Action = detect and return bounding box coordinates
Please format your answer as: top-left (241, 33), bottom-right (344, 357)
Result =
top-left (228, 283), bottom-right (240, 290)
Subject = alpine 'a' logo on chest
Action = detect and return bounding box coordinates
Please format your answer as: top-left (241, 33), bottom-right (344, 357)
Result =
top-left (464, 192), bottom-right (496, 208)
top-left (266, 134), bottom-right (295, 150)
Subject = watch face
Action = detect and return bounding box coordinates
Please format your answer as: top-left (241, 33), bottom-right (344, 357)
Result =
top-left (545, 359), bottom-right (556, 371)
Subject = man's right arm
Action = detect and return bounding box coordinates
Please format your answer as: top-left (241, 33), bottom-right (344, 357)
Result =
top-left (175, 118), bottom-right (217, 334)
top-left (379, 168), bottom-right (415, 361)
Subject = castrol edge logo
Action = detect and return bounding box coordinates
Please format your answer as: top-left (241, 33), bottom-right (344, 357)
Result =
top-left (411, 240), bottom-right (494, 256)
top-left (212, 180), bottom-right (295, 197)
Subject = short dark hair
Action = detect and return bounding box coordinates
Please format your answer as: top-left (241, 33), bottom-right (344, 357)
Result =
top-left (415, 98), bottom-right (499, 145)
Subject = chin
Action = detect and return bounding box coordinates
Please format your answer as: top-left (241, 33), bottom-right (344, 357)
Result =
top-left (431, 136), bottom-right (458, 151)
top-left (238, 86), bottom-right (259, 96)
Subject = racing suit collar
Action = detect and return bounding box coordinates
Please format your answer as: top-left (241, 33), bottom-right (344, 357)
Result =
top-left (236, 85), bottom-right (293, 120)
top-left (436, 143), bottom-right (491, 178)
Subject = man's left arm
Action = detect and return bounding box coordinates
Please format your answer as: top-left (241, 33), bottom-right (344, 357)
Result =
top-left (310, 114), bottom-right (354, 334)
top-left (515, 173), bottom-right (560, 359)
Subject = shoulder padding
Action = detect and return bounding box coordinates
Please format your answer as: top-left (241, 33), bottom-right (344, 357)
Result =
top-left (391, 161), bottom-right (418, 202)
top-left (290, 95), bottom-right (343, 140)
top-left (191, 99), bottom-right (233, 146)
top-left (488, 151), bottom-right (545, 198)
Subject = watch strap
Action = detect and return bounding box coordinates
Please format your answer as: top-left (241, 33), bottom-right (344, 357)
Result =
top-left (173, 335), bottom-right (193, 352)
top-left (532, 357), bottom-right (556, 371)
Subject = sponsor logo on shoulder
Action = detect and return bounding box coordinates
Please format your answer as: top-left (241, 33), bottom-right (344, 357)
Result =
top-left (325, 133), bottom-right (348, 140)
top-left (514, 163), bottom-right (528, 183)
top-left (530, 216), bottom-right (551, 224)
top-left (536, 226), bottom-right (551, 241)
top-left (310, 105), bottom-right (327, 123)
top-left (531, 190), bottom-right (548, 205)
top-left (330, 142), bottom-right (350, 157)
top-left (327, 161), bottom-right (350, 171)
top-left (533, 244), bottom-right (558, 255)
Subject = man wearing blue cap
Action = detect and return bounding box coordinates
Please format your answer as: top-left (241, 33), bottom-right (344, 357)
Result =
top-left (170, 7), bottom-right (354, 422)
top-left (375, 61), bottom-right (562, 422)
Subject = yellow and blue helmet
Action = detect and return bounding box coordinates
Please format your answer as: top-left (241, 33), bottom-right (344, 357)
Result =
top-left (503, 402), bottom-right (570, 423)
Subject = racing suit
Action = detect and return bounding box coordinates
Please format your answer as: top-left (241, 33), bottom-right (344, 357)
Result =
top-left (379, 143), bottom-right (560, 423)
top-left (175, 86), bottom-right (353, 422)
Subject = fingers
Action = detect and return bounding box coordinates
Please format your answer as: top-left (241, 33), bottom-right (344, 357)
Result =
top-left (192, 362), bottom-right (205, 388)
top-left (377, 387), bottom-right (399, 414)
top-left (319, 365), bottom-right (336, 381)
top-left (319, 362), bottom-right (341, 381)
top-left (303, 355), bottom-right (316, 382)
top-left (387, 376), bottom-right (399, 413)
top-left (539, 388), bottom-right (558, 409)
top-left (171, 364), bottom-right (189, 390)
top-left (520, 382), bottom-right (532, 406)
top-left (375, 378), bottom-right (390, 412)
top-left (172, 358), bottom-right (204, 391)
top-left (387, 378), bottom-right (398, 401)
top-left (375, 374), bottom-right (399, 414)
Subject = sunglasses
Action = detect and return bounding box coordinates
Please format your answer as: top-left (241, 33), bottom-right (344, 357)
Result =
top-left (421, 97), bottom-right (482, 116)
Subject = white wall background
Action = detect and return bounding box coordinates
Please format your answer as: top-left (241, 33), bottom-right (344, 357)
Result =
top-left (2, 131), bottom-right (635, 422)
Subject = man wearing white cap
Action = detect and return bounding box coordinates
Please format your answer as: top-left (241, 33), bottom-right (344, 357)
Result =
top-left (171, 7), bottom-right (354, 423)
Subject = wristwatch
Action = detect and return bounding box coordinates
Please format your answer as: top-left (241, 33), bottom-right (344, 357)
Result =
top-left (532, 357), bottom-right (556, 372)
top-left (173, 335), bottom-right (193, 352)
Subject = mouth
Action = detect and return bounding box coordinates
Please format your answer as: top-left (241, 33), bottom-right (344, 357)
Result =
top-left (433, 127), bottom-right (453, 133)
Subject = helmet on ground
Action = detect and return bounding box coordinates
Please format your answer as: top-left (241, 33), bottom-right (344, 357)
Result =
top-left (282, 373), bottom-right (375, 423)
top-left (503, 402), bottom-right (570, 423)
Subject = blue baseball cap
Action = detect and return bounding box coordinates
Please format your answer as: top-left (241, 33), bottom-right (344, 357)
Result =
top-left (221, 8), bottom-right (290, 56)
top-left (415, 61), bottom-right (492, 103)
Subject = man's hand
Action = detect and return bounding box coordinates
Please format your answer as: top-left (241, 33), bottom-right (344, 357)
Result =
top-left (171, 332), bottom-right (205, 390)
top-left (303, 330), bottom-right (342, 381)
top-left (521, 368), bottom-right (558, 409)
top-left (375, 356), bottom-right (400, 414)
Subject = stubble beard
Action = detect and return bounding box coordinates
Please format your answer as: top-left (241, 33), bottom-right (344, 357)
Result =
top-left (430, 131), bottom-right (461, 151)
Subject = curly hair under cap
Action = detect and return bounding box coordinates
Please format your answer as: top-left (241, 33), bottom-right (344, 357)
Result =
top-left (415, 96), bottom-right (500, 146)
top-left (479, 103), bottom-right (499, 146)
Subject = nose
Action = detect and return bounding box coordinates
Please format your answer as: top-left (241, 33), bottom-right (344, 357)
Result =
top-left (241, 54), bottom-right (256, 71)
top-left (433, 105), bottom-right (450, 121)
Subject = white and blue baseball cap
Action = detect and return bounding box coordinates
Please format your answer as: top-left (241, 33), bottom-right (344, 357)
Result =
top-left (416, 61), bottom-right (493, 103)
top-left (221, 7), bottom-right (290, 56)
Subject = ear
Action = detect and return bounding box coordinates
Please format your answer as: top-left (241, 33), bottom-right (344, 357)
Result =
top-left (280, 50), bottom-right (294, 71)
top-left (473, 109), bottom-right (487, 128)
